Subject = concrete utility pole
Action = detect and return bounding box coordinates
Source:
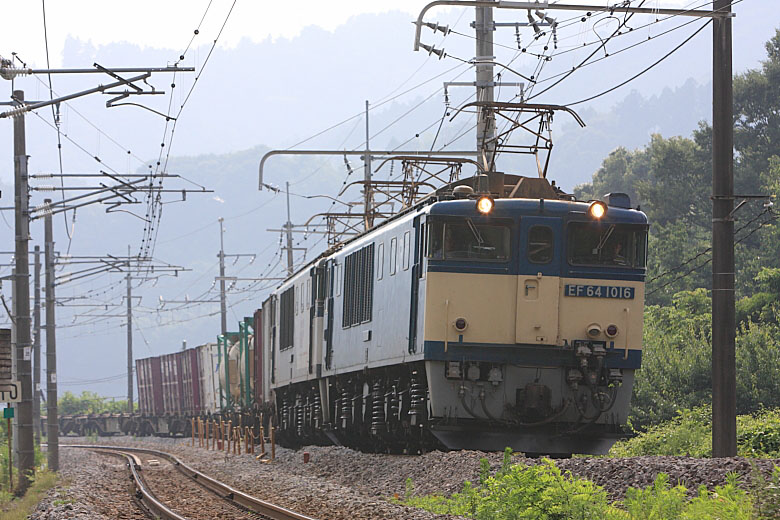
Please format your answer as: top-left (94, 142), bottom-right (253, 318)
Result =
top-left (711, 0), bottom-right (736, 458)
top-left (284, 184), bottom-right (295, 275)
top-left (218, 218), bottom-right (228, 335)
top-left (474, 5), bottom-right (496, 167)
top-left (44, 199), bottom-right (58, 472)
top-left (32, 246), bottom-right (40, 446)
top-left (13, 90), bottom-right (34, 494)
top-left (126, 246), bottom-right (133, 413)
top-left (363, 100), bottom-right (373, 230)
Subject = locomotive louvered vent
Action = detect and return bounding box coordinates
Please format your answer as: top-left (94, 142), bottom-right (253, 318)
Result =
top-left (343, 243), bottom-right (375, 328)
top-left (280, 287), bottom-right (295, 350)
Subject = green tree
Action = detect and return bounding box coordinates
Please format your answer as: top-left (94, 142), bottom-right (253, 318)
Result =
top-left (632, 289), bottom-right (780, 429)
top-left (58, 391), bottom-right (128, 415)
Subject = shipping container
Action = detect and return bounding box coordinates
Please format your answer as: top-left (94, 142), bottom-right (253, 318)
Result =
top-left (179, 348), bottom-right (201, 415)
top-left (136, 356), bottom-right (163, 415)
top-left (160, 352), bottom-right (182, 415)
top-left (197, 343), bottom-right (220, 414)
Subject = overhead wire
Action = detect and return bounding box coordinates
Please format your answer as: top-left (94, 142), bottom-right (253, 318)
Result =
top-left (40, 0), bottom-right (74, 251)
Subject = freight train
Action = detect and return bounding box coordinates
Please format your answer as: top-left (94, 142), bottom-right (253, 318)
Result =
top-left (60, 175), bottom-right (648, 455)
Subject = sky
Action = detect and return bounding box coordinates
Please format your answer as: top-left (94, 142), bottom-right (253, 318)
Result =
top-left (4, 0), bottom-right (697, 67)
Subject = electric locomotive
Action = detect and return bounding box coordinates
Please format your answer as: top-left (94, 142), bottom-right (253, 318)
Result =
top-left (259, 174), bottom-right (648, 455)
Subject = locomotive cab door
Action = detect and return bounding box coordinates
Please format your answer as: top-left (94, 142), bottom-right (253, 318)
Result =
top-left (516, 216), bottom-right (562, 345)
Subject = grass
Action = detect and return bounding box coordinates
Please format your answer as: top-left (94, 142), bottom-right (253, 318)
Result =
top-left (0, 471), bottom-right (58, 520)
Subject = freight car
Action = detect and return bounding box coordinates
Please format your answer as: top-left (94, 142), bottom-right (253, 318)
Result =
top-left (261, 175), bottom-right (647, 455)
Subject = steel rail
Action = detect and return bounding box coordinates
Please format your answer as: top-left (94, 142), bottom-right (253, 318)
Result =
top-left (90, 448), bottom-right (187, 520)
top-left (64, 445), bottom-right (317, 520)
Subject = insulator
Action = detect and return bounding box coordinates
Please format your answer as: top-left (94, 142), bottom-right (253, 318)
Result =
top-left (35, 185), bottom-right (56, 191)
top-left (423, 21), bottom-right (450, 35)
top-left (34, 173), bottom-right (54, 179)
top-left (370, 380), bottom-right (385, 435)
top-left (0, 64), bottom-right (31, 81)
top-left (419, 43), bottom-right (445, 60)
top-left (339, 387), bottom-right (352, 430)
top-left (409, 373), bottom-right (427, 426)
top-left (34, 204), bottom-right (53, 216)
top-left (2, 105), bottom-right (29, 119)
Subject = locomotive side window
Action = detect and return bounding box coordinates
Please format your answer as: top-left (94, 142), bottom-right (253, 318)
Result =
top-left (403, 231), bottom-right (411, 271)
top-left (426, 219), bottom-right (510, 262)
top-left (280, 287), bottom-right (294, 350)
top-left (528, 226), bottom-right (554, 264)
top-left (390, 237), bottom-right (398, 275)
top-left (377, 242), bottom-right (385, 280)
top-left (567, 223), bottom-right (648, 268)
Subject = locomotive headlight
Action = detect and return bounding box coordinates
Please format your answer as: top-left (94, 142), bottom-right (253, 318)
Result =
top-left (587, 323), bottom-right (602, 338)
top-left (476, 195), bottom-right (494, 214)
top-left (588, 201), bottom-right (607, 219)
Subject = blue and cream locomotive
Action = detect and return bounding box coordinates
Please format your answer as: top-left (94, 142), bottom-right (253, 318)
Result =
top-left (259, 175), bottom-right (647, 454)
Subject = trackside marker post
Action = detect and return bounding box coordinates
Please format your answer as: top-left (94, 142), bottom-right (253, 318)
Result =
top-left (4, 406), bottom-right (13, 489)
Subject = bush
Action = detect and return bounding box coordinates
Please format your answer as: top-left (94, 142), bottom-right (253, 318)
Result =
top-left (610, 407), bottom-right (713, 458)
top-left (396, 454), bottom-right (754, 519)
top-left (400, 458), bottom-right (617, 519)
top-left (611, 406), bottom-right (780, 458)
top-left (632, 292), bottom-right (780, 430)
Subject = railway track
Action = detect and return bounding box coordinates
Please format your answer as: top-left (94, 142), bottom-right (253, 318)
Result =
top-left (63, 444), bottom-right (316, 520)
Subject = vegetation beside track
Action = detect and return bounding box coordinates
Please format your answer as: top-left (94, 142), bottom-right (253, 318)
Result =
top-left (0, 471), bottom-right (58, 519)
top-left (396, 448), bottom-right (758, 519)
top-left (611, 406), bottom-right (780, 459)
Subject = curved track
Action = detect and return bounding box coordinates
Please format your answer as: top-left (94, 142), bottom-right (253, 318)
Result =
top-left (63, 445), bottom-right (317, 520)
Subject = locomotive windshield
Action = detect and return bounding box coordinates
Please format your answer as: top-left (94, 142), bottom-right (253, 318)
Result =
top-left (427, 219), bottom-right (510, 262)
top-left (567, 222), bottom-right (647, 268)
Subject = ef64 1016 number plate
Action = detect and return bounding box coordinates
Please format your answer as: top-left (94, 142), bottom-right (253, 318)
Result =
top-left (564, 284), bottom-right (634, 299)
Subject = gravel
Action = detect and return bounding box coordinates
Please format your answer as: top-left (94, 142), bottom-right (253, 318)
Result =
top-left (49, 436), bottom-right (780, 518)
top-left (29, 448), bottom-right (147, 520)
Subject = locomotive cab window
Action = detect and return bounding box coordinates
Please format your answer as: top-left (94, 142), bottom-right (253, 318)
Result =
top-left (568, 222), bottom-right (648, 268)
top-left (427, 219), bottom-right (510, 262)
top-left (527, 226), bottom-right (554, 264)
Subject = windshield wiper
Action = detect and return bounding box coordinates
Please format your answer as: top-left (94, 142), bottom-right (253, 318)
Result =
top-left (594, 225), bottom-right (615, 255)
top-left (466, 218), bottom-right (484, 245)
